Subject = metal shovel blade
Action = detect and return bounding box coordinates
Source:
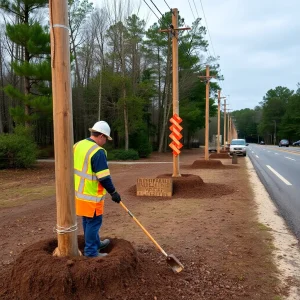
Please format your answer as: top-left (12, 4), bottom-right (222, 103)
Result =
top-left (167, 254), bottom-right (184, 273)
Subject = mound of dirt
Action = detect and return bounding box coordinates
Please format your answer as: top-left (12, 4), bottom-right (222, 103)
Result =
top-left (209, 153), bottom-right (231, 159)
top-left (127, 173), bottom-right (235, 200)
top-left (4, 236), bottom-right (139, 300)
top-left (190, 159), bottom-right (236, 169)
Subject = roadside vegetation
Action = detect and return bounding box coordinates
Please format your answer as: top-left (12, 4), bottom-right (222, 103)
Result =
top-left (232, 85), bottom-right (300, 144)
top-left (0, 0), bottom-right (222, 168)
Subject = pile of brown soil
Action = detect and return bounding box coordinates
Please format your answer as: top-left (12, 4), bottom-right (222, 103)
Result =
top-left (127, 173), bottom-right (235, 200)
top-left (220, 149), bottom-right (228, 152)
top-left (190, 159), bottom-right (236, 169)
top-left (209, 153), bottom-right (231, 159)
top-left (3, 236), bottom-right (139, 300)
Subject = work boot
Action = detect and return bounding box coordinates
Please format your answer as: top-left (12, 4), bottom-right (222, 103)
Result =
top-left (97, 252), bottom-right (108, 257)
top-left (99, 239), bottom-right (110, 251)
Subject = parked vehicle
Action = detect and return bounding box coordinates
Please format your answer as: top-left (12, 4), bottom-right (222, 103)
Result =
top-left (292, 140), bottom-right (300, 146)
top-left (229, 139), bottom-right (248, 156)
top-left (260, 141), bottom-right (265, 145)
top-left (279, 139), bottom-right (289, 147)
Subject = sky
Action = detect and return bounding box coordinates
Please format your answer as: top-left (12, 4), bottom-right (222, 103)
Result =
top-left (91, 0), bottom-right (300, 111)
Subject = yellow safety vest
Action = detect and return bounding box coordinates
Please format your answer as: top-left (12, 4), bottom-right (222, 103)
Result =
top-left (73, 139), bottom-right (108, 217)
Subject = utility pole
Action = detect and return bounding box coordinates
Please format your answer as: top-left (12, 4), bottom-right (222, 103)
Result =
top-left (49, 0), bottom-right (79, 257)
top-left (227, 109), bottom-right (232, 145)
top-left (222, 100), bottom-right (227, 150)
top-left (217, 90), bottom-right (226, 153)
top-left (199, 66), bottom-right (215, 160)
top-left (273, 120), bottom-right (277, 145)
top-left (160, 8), bottom-right (190, 176)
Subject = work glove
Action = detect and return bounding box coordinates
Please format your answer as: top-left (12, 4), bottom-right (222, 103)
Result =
top-left (111, 191), bottom-right (121, 203)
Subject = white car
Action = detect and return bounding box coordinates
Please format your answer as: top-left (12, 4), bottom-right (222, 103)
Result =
top-left (229, 139), bottom-right (248, 156)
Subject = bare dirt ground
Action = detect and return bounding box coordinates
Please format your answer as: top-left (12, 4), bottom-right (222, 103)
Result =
top-left (0, 148), bottom-right (297, 299)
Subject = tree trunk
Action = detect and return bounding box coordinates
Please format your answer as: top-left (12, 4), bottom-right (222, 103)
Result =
top-left (158, 36), bottom-right (171, 152)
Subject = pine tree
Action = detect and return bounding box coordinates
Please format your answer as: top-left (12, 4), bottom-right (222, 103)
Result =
top-left (0, 0), bottom-right (51, 127)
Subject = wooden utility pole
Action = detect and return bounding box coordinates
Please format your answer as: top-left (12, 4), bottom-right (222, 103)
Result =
top-left (49, 0), bottom-right (79, 257)
top-left (227, 109), bottom-right (232, 144)
top-left (217, 90), bottom-right (226, 154)
top-left (199, 66), bottom-right (215, 160)
top-left (223, 100), bottom-right (227, 150)
top-left (172, 9), bottom-right (180, 176)
top-left (159, 9), bottom-right (190, 177)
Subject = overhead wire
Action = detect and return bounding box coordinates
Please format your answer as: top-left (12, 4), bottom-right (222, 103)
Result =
top-left (190, 0), bottom-right (225, 97)
top-left (192, 0), bottom-right (200, 18)
top-left (199, 0), bottom-right (216, 57)
top-left (163, 0), bottom-right (175, 15)
top-left (187, 0), bottom-right (196, 20)
top-left (149, 0), bottom-right (164, 17)
top-left (142, 0), bottom-right (160, 20)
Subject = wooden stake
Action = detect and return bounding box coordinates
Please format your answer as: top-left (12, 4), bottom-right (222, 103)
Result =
top-left (49, 0), bottom-right (79, 257)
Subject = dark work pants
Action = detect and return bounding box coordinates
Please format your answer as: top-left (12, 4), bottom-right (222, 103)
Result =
top-left (82, 212), bottom-right (103, 257)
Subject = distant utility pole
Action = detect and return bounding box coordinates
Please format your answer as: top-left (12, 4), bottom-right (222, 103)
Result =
top-left (217, 90), bottom-right (226, 153)
top-left (227, 109), bottom-right (232, 144)
top-left (199, 66), bottom-right (215, 160)
top-left (222, 100), bottom-right (227, 150)
top-left (160, 8), bottom-right (190, 177)
top-left (49, 0), bottom-right (79, 257)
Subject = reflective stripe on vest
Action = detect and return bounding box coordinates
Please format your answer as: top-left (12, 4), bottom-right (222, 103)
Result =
top-left (74, 140), bottom-right (107, 217)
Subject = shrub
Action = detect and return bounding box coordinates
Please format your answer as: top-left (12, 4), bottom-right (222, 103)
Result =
top-left (0, 126), bottom-right (38, 169)
top-left (130, 130), bottom-right (152, 158)
top-left (107, 149), bottom-right (139, 161)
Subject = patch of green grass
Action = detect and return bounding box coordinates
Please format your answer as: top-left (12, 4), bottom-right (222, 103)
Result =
top-left (0, 185), bottom-right (55, 208)
top-left (257, 222), bottom-right (272, 231)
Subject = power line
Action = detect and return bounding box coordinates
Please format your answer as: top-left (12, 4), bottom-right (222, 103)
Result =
top-left (199, 0), bottom-right (216, 57)
top-left (187, 0), bottom-right (196, 20)
top-left (163, 0), bottom-right (174, 15)
top-left (149, 0), bottom-right (164, 17)
top-left (142, 0), bottom-right (160, 20)
top-left (192, 0), bottom-right (200, 18)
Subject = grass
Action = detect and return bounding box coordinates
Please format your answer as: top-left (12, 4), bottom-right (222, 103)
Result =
top-left (257, 222), bottom-right (272, 231)
top-left (0, 185), bottom-right (55, 208)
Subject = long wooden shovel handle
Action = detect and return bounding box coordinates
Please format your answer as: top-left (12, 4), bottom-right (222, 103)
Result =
top-left (119, 201), bottom-right (168, 257)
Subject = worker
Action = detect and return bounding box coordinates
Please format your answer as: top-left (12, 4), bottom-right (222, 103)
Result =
top-left (73, 121), bottom-right (121, 257)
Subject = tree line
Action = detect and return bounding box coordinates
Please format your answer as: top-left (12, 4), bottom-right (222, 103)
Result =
top-left (0, 0), bottom-right (222, 157)
top-left (232, 84), bottom-right (300, 144)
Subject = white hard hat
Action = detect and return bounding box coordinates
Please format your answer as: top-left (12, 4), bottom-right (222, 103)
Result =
top-left (89, 121), bottom-right (112, 140)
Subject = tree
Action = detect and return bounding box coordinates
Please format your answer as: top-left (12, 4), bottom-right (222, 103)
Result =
top-left (0, 0), bottom-right (51, 127)
top-left (258, 86), bottom-right (293, 141)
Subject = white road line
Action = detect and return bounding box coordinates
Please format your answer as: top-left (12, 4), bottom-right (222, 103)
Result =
top-left (285, 156), bottom-right (296, 161)
top-left (266, 165), bottom-right (292, 186)
top-left (256, 155), bottom-right (259, 158)
top-left (275, 153), bottom-right (279, 155)
top-left (252, 151), bottom-right (254, 154)
top-left (267, 151), bottom-right (270, 152)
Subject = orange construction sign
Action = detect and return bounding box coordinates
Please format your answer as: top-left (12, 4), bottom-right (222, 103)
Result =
top-left (169, 114), bottom-right (183, 156)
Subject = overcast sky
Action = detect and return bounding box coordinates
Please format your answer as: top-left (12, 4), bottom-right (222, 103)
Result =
top-left (92, 0), bottom-right (300, 111)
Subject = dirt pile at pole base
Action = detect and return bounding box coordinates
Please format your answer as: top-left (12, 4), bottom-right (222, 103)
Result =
top-left (3, 236), bottom-right (139, 300)
top-left (190, 159), bottom-right (236, 170)
top-left (209, 153), bottom-right (231, 159)
top-left (127, 174), bottom-right (234, 200)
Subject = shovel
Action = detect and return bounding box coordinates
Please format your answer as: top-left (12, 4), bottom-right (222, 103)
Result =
top-left (119, 201), bottom-right (184, 273)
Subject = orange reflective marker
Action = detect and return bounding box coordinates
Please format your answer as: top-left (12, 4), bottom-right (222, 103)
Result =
top-left (169, 114), bottom-right (183, 156)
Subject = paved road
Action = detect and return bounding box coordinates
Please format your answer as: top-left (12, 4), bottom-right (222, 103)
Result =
top-left (247, 144), bottom-right (300, 239)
